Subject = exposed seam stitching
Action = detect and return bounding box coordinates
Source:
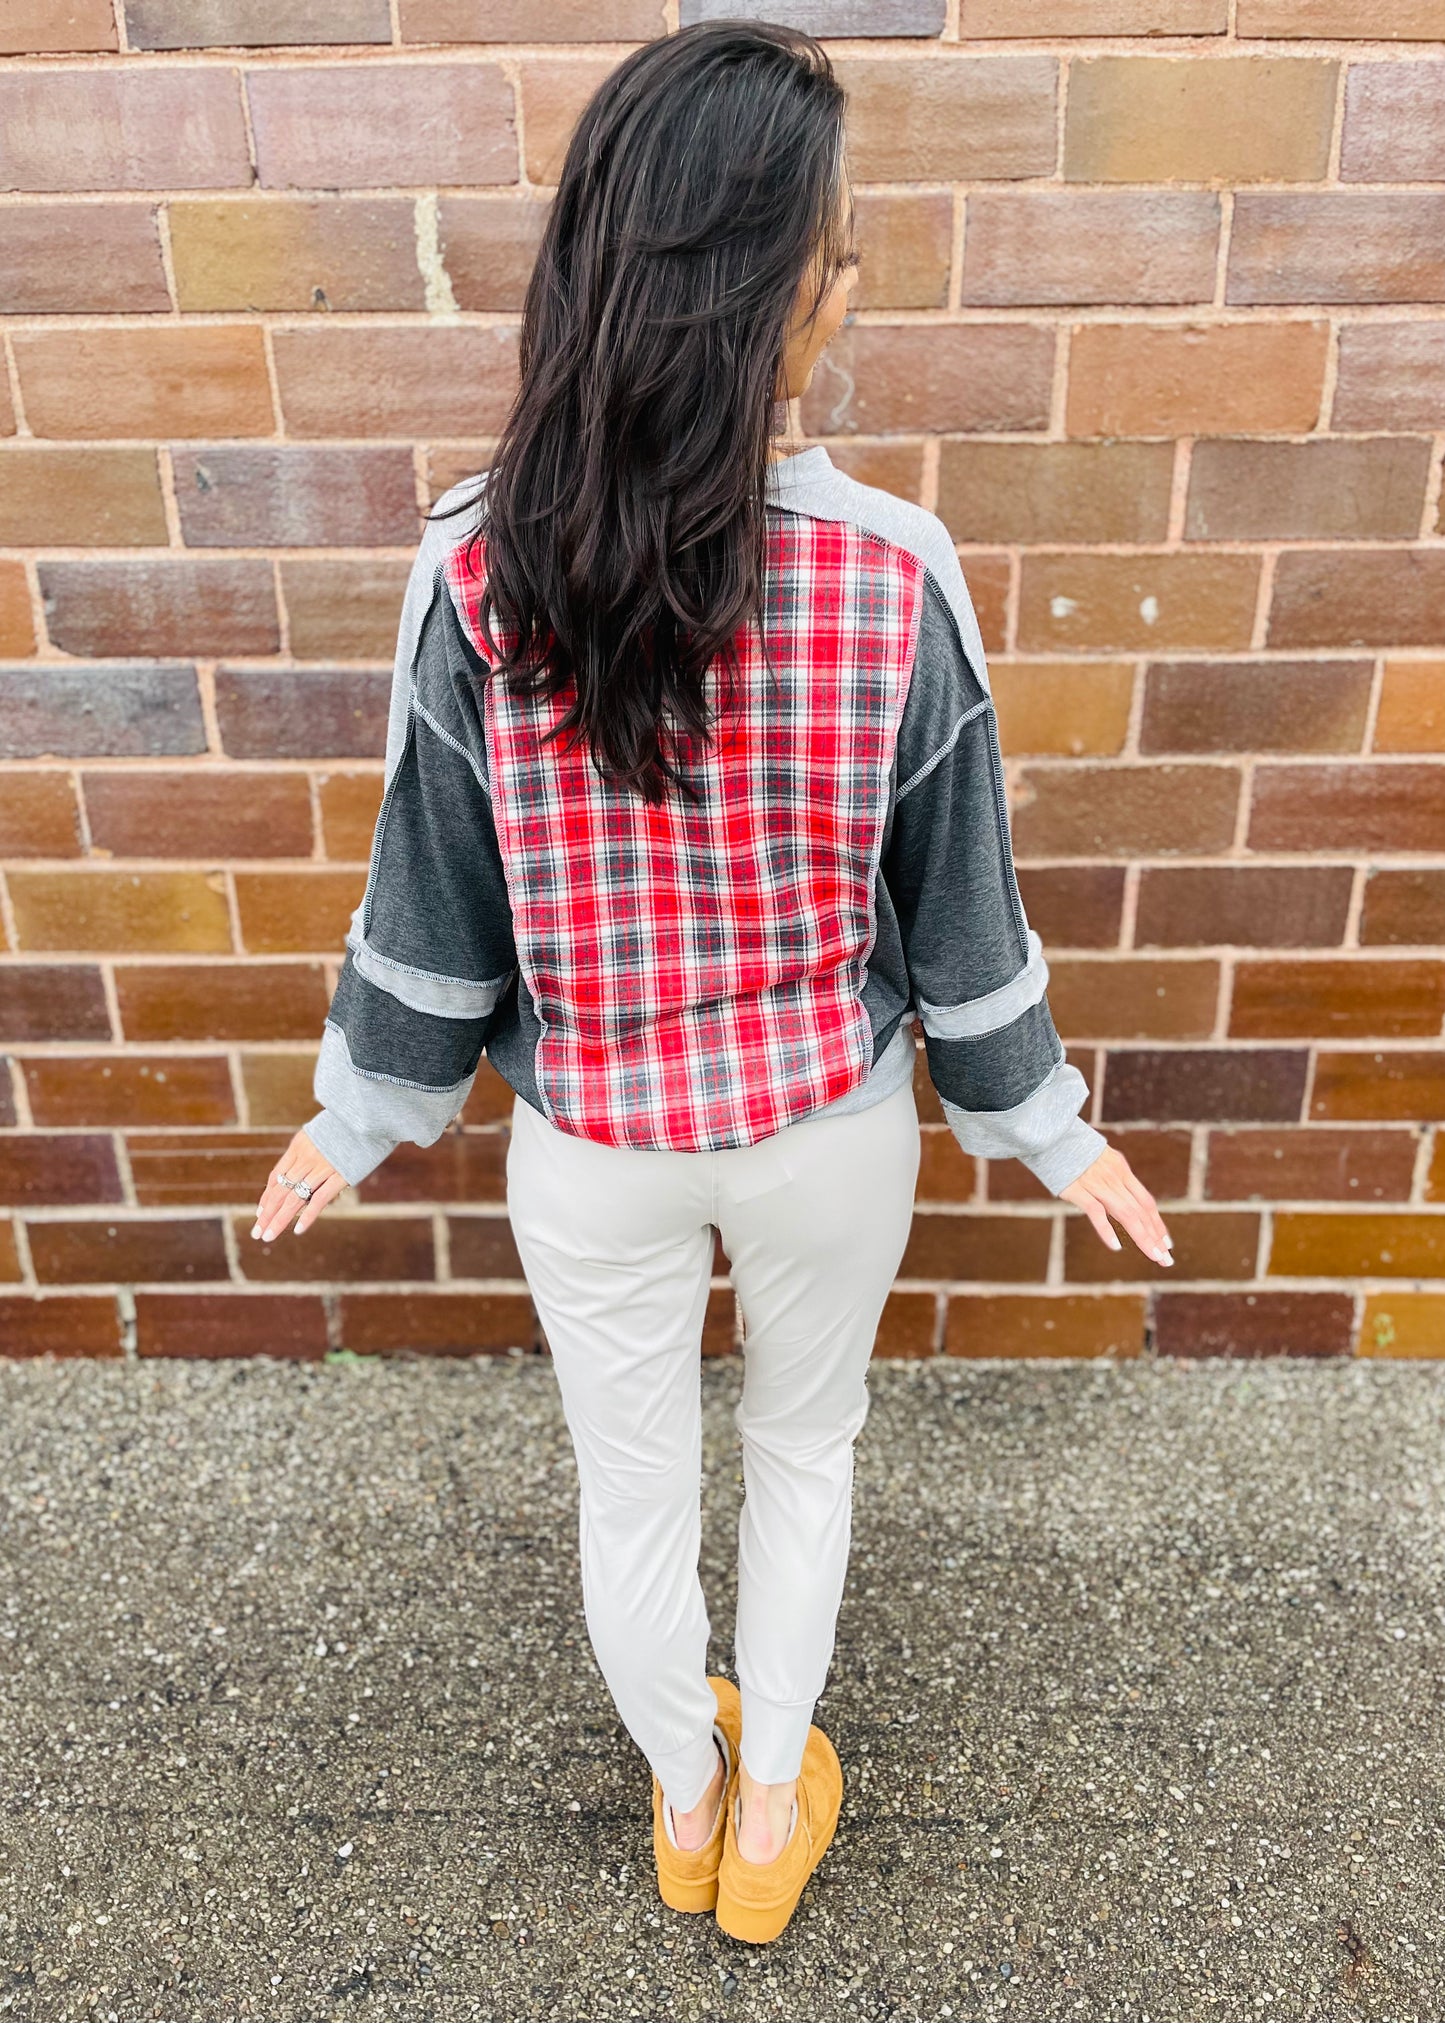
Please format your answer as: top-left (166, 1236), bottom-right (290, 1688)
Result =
top-left (323, 1016), bottom-right (477, 1096)
top-left (410, 685), bottom-right (491, 799)
top-left (350, 931), bottom-right (513, 1000)
top-left (897, 697), bottom-right (990, 801)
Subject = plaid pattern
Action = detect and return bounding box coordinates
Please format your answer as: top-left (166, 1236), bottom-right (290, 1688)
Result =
top-left (445, 512), bottom-right (925, 1151)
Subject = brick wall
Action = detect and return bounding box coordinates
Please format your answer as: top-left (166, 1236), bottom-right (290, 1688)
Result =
top-left (2, 0), bottom-right (1442, 1363)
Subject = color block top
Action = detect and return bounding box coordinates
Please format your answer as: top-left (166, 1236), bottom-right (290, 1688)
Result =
top-left (304, 444), bottom-right (1108, 1194)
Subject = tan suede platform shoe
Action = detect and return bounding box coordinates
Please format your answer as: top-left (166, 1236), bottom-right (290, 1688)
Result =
top-left (714, 1719), bottom-right (843, 1943)
top-left (651, 1674), bottom-right (742, 1914)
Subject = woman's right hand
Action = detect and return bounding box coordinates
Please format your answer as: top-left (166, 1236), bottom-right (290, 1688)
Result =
top-left (251, 1129), bottom-right (347, 1242)
top-left (1059, 1145), bottom-right (1174, 1267)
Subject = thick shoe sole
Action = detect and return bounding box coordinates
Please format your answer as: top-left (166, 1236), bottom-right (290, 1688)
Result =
top-left (714, 1727), bottom-right (843, 1944)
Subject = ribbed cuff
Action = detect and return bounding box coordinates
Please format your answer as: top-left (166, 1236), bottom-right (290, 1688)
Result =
top-left (1023, 1116), bottom-right (1109, 1197)
top-left (302, 1108), bottom-right (397, 1188)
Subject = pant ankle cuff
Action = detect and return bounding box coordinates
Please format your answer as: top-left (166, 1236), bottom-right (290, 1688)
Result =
top-left (738, 1684), bottom-right (815, 1785)
top-left (654, 1726), bottom-right (725, 1817)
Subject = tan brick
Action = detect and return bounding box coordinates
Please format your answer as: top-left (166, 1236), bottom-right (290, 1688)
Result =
top-left (247, 63), bottom-right (516, 189)
top-left (938, 442), bottom-right (1174, 546)
top-left (39, 559), bottom-right (279, 660)
top-left (1017, 553), bottom-right (1260, 653)
top-left (992, 663), bottom-right (1135, 758)
top-left (1375, 663), bottom-right (1445, 753)
top-left (963, 0), bottom-right (1225, 29)
top-left (802, 324), bottom-right (1054, 438)
top-left (1186, 439), bottom-right (1431, 544)
top-left (1206, 1128), bottom-right (1418, 1204)
top-left (1048, 957), bottom-right (1221, 1039)
top-left (172, 446), bottom-right (420, 550)
top-left (1066, 321), bottom-right (1329, 437)
top-left (82, 771), bottom-right (314, 860)
top-left (2, 0), bottom-right (117, 51)
top-left (0, 1225), bottom-right (19, 1283)
top-left (1333, 322), bottom-right (1445, 432)
top-left (0, 448), bottom-right (167, 548)
top-left (852, 191), bottom-right (954, 312)
top-left (1140, 660), bottom-right (1373, 755)
top-left (23, 1055), bottom-right (235, 1128)
top-left (280, 559), bottom-right (412, 660)
top-left (1, 202), bottom-right (169, 314)
top-left (0, 65), bottom-right (249, 190)
top-left (271, 327), bottom-right (519, 438)
top-left (1360, 1293), bottom-right (1445, 1359)
top-left (0, 774), bottom-right (82, 858)
top-left (12, 327), bottom-right (273, 440)
top-left (834, 55), bottom-right (1058, 182)
top-left (126, 0), bottom-right (392, 45)
top-left (1270, 1213), bottom-right (1445, 1280)
top-left (1311, 1051), bottom-right (1445, 1122)
top-left (234, 869), bottom-right (366, 953)
top-left (404, 0), bottom-right (667, 36)
top-left (1229, 195), bottom-right (1445, 307)
top-left (0, 564), bottom-right (37, 657)
top-left (437, 194), bottom-right (553, 313)
top-left (1065, 1209), bottom-right (1259, 1284)
top-left (1360, 870), bottom-right (1445, 946)
top-left (944, 1294), bottom-right (1145, 1359)
top-left (135, 1291), bottom-right (326, 1359)
top-left (963, 190), bottom-right (1218, 308)
top-left (1231, 959), bottom-right (1445, 1040)
top-left (1011, 763), bottom-right (1241, 856)
top-left (8, 871), bottom-right (233, 954)
top-left (1136, 865), bottom-right (1353, 947)
top-left (1238, 0), bottom-right (1445, 35)
top-left (0, 374), bottom-right (13, 438)
top-left (1249, 764), bottom-right (1445, 854)
top-left (518, 55), bottom-right (623, 184)
top-left (317, 771), bottom-right (384, 860)
top-left (238, 1049), bottom-right (320, 1127)
top-left (1342, 61), bottom-right (1445, 183)
top-left (1065, 57), bottom-right (1336, 185)
top-left (1269, 550), bottom-right (1445, 652)
top-left (825, 440), bottom-right (927, 503)
top-left (170, 197), bottom-right (425, 314)
top-left (115, 961), bottom-right (330, 1042)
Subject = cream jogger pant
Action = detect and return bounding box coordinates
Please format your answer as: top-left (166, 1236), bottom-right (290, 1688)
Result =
top-left (503, 1071), bottom-right (921, 1815)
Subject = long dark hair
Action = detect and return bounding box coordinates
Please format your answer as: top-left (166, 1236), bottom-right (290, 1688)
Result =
top-left (426, 19), bottom-right (854, 807)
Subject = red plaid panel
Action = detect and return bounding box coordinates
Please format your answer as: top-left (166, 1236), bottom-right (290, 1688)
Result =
top-left (445, 512), bottom-right (924, 1150)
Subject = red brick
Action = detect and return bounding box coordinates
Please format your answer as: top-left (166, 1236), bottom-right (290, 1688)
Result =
top-left (992, 1124), bottom-right (1193, 1205)
top-left (0, 666), bottom-right (205, 761)
top-left (944, 1294), bottom-right (1145, 1359)
top-left (356, 1131), bottom-right (509, 1205)
top-left (939, 442), bottom-right (1173, 545)
top-left (1271, 550), bottom-right (1445, 651)
top-left (1102, 1048), bottom-right (1308, 1123)
top-left (0, 65), bottom-right (249, 190)
top-left (1360, 870), bottom-right (1445, 947)
top-left (0, 1136), bottom-right (121, 1207)
top-left (271, 326), bottom-right (520, 438)
top-left (1153, 1291), bottom-right (1353, 1359)
top-left (1359, 1293), bottom-right (1445, 1359)
top-left (432, 192), bottom-right (553, 312)
top-left (236, 1214), bottom-right (436, 1283)
top-left (516, 55), bottom-right (622, 184)
top-left (834, 55), bottom-right (1058, 182)
top-left (1012, 763), bottom-right (1240, 857)
top-left (456, 1058), bottom-right (517, 1126)
top-left (135, 1291), bottom-right (327, 1360)
top-left (170, 196), bottom-right (426, 315)
top-left (803, 325), bottom-right (1054, 437)
top-left (962, 191), bottom-right (1218, 307)
top-left (1015, 865), bottom-right (1126, 948)
top-left (337, 1290), bottom-right (536, 1354)
top-left (23, 1056), bottom-right (236, 1128)
top-left (963, 0), bottom-right (1226, 32)
top-left (215, 668), bottom-right (392, 760)
top-left (39, 559), bottom-right (280, 659)
top-left (172, 445), bottom-right (421, 549)
top-left (8, 871), bottom-right (233, 954)
top-left (129, 0), bottom-right (392, 44)
top-left (871, 1290), bottom-right (941, 1361)
top-left (917, 1127), bottom-right (979, 1202)
top-left (115, 963), bottom-right (330, 1043)
top-left (1333, 322), bottom-right (1445, 432)
top-left (1018, 554), bottom-right (1260, 653)
top-left (1229, 194), bottom-right (1445, 307)
top-left (1231, 959), bottom-right (1445, 1040)
top-left (247, 63), bottom-right (515, 189)
top-left (1065, 57), bottom-right (1336, 185)
top-left (0, 967), bottom-right (110, 1043)
top-left (1248, 764), bottom-right (1445, 854)
top-left (1238, 0), bottom-right (1445, 36)
top-left (1205, 1128), bottom-right (1419, 1203)
top-left (1136, 865), bottom-right (1353, 948)
top-left (0, 447), bottom-right (168, 548)
top-left (234, 870), bottom-right (365, 955)
top-left (963, 553), bottom-right (1010, 656)
top-left (1140, 660), bottom-right (1372, 754)
top-left (1374, 664), bottom-right (1445, 754)
top-left (281, 557), bottom-right (415, 660)
top-left (1067, 322), bottom-right (1328, 437)
top-left (900, 1213), bottom-right (1052, 1283)
top-left (851, 191), bottom-right (954, 312)
top-left (2, 1), bottom-right (117, 51)
top-left (0, 774), bottom-right (82, 858)
top-left (1186, 439), bottom-right (1431, 544)
top-left (0, 1222), bottom-right (20, 1281)
top-left (1342, 62), bottom-right (1445, 183)
top-left (127, 1131), bottom-right (294, 1208)
top-left (1270, 1212), bottom-right (1445, 1280)
top-left (1065, 1210), bottom-right (1259, 1284)
top-left (817, 440), bottom-right (927, 503)
top-left (82, 772), bottom-right (314, 860)
top-left (0, 203), bottom-right (169, 314)
top-left (409, 0), bottom-right (668, 38)
top-left (1310, 1050), bottom-right (1445, 1122)
top-left (1047, 957), bottom-right (1220, 1040)
top-left (446, 1213), bottom-right (526, 1279)
top-left (28, 1217), bottom-right (229, 1284)
top-left (0, 1294), bottom-right (122, 1357)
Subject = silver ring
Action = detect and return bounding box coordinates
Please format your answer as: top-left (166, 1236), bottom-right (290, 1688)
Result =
top-left (292, 1178), bottom-right (313, 1203)
top-left (276, 1171), bottom-right (293, 1189)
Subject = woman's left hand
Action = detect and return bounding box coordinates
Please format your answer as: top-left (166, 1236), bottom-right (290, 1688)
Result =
top-left (1059, 1144), bottom-right (1173, 1267)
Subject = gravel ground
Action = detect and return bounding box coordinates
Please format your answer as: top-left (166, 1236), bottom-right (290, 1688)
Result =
top-left (2, 1351), bottom-right (1445, 2023)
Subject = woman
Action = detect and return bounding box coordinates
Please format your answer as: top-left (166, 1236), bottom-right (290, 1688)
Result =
top-left (249, 19), bottom-right (1172, 1946)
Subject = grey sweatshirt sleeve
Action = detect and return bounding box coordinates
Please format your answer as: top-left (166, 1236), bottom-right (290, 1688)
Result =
top-left (302, 484), bottom-right (519, 1187)
top-left (882, 566), bottom-right (1108, 1197)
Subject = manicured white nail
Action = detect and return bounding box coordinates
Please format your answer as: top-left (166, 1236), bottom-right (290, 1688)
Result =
top-left (250, 1224), bottom-right (261, 1239)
